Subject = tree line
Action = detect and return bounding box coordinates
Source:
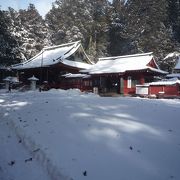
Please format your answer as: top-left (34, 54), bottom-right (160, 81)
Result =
top-left (0, 0), bottom-right (180, 72)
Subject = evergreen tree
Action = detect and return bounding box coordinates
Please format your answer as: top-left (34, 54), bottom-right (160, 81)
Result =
top-left (122, 1), bottom-right (175, 66)
top-left (17, 4), bottom-right (50, 59)
top-left (46, 0), bottom-right (110, 61)
top-left (46, 0), bottom-right (93, 44)
top-left (109, 0), bottom-right (135, 56)
top-left (0, 9), bottom-right (20, 66)
top-left (88, 1), bottom-right (111, 59)
top-left (168, 0), bottom-right (180, 42)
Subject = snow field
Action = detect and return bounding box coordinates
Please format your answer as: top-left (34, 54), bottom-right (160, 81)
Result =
top-left (0, 89), bottom-right (180, 180)
top-left (9, 117), bottom-right (68, 180)
top-left (0, 91), bottom-right (70, 180)
top-left (0, 115), bottom-right (52, 180)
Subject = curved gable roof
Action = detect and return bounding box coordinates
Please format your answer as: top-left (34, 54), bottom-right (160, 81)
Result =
top-left (12, 41), bottom-right (92, 70)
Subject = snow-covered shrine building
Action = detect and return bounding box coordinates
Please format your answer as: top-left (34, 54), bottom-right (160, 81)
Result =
top-left (82, 52), bottom-right (167, 95)
top-left (11, 42), bottom-right (168, 95)
top-left (11, 41), bottom-right (93, 88)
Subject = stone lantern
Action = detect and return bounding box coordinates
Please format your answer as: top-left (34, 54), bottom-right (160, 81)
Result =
top-left (28, 75), bottom-right (39, 90)
top-left (3, 76), bottom-right (12, 90)
top-left (3, 76), bottom-right (20, 91)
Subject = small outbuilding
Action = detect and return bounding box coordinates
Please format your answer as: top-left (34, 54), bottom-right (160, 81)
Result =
top-left (136, 78), bottom-right (180, 98)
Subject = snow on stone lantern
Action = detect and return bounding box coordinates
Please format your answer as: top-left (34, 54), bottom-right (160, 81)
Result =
top-left (3, 76), bottom-right (20, 91)
top-left (28, 75), bottom-right (39, 90)
top-left (3, 76), bottom-right (12, 90)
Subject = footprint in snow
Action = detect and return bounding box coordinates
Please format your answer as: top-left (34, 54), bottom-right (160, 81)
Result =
top-left (168, 129), bottom-right (173, 132)
top-left (83, 171), bottom-right (87, 176)
top-left (8, 161), bottom-right (15, 166)
top-left (23, 124), bottom-right (29, 128)
top-left (33, 148), bottom-right (40, 153)
top-left (72, 158), bottom-right (77, 162)
top-left (25, 157), bottom-right (32, 163)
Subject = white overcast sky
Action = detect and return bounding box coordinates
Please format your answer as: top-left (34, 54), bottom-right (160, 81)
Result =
top-left (0, 0), bottom-right (113, 18)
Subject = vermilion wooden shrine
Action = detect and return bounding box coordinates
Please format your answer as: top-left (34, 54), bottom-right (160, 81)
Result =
top-left (10, 42), bottom-right (170, 96)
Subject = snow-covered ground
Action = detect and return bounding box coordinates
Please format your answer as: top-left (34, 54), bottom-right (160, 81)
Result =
top-left (0, 89), bottom-right (180, 180)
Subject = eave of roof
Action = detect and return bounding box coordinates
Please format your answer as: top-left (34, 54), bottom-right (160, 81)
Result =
top-left (57, 59), bottom-right (93, 70)
top-left (166, 73), bottom-right (180, 78)
top-left (147, 67), bottom-right (168, 74)
top-left (62, 73), bottom-right (90, 78)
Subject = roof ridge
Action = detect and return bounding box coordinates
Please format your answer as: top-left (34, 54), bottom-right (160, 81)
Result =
top-left (43, 41), bottom-right (80, 51)
top-left (99, 52), bottom-right (153, 61)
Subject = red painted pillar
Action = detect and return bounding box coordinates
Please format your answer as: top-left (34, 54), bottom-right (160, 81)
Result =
top-left (139, 75), bottom-right (145, 85)
top-left (124, 78), bottom-right (128, 95)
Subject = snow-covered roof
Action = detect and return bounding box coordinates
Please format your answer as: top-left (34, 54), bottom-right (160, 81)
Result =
top-left (12, 41), bottom-right (92, 70)
top-left (166, 73), bottom-right (180, 78)
top-left (82, 52), bottom-right (167, 74)
top-left (28, 75), bottom-right (39, 81)
top-left (0, 66), bottom-right (11, 70)
top-left (174, 57), bottom-right (180, 70)
top-left (164, 52), bottom-right (180, 60)
top-left (3, 76), bottom-right (19, 83)
top-left (147, 78), bottom-right (180, 86)
top-left (3, 76), bottom-right (12, 81)
top-left (62, 73), bottom-right (91, 78)
top-left (0, 66), bottom-right (6, 70)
